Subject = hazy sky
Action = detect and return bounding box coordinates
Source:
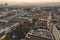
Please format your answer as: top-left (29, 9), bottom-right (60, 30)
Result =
top-left (0, 0), bottom-right (60, 4)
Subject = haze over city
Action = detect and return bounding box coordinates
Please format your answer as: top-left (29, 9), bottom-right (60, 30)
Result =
top-left (0, 0), bottom-right (60, 4)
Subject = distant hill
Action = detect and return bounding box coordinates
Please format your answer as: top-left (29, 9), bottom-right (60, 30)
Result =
top-left (1, 2), bottom-right (60, 7)
top-left (18, 2), bottom-right (60, 7)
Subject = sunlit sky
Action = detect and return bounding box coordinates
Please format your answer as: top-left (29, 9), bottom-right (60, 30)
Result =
top-left (0, 0), bottom-right (60, 4)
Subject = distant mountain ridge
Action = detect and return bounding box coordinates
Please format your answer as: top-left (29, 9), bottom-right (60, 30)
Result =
top-left (1, 2), bottom-right (60, 7)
